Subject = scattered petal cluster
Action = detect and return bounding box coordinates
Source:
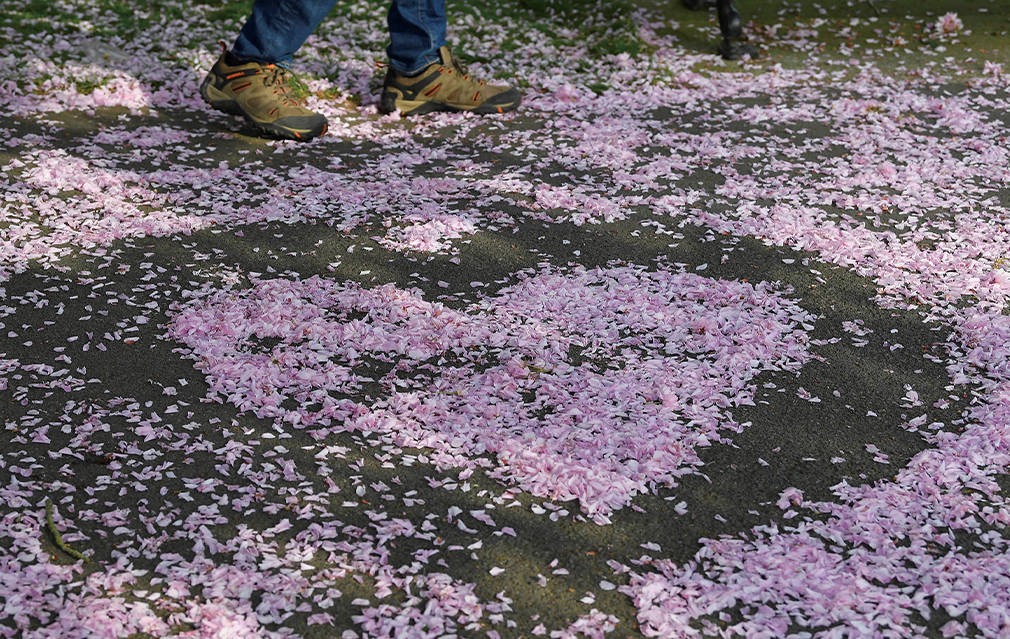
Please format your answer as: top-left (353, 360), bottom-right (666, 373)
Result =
top-left (169, 267), bottom-right (814, 521)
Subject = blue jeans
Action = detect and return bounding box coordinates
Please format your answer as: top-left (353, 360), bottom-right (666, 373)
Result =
top-left (231, 0), bottom-right (446, 75)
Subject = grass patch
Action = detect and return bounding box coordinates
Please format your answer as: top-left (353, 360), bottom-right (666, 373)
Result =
top-left (452, 0), bottom-right (648, 58)
top-left (201, 0), bottom-right (255, 24)
top-left (635, 0), bottom-right (1010, 67)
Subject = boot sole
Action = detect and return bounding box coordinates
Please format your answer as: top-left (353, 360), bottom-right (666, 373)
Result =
top-left (200, 77), bottom-right (327, 141)
top-left (381, 91), bottom-right (522, 117)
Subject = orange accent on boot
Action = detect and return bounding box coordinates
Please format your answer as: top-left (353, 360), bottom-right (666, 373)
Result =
top-left (232, 82), bottom-right (252, 93)
top-left (424, 83), bottom-right (442, 97)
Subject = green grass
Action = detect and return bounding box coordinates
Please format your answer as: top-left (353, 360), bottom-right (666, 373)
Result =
top-left (448, 0), bottom-right (647, 57)
top-left (635, 0), bottom-right (1010, 68)
top-left (3, 0), bottom-right (1006, 88)
top-left (200, 0), bottom-right (255, 24)
top-left (4, 0), bottom-right (249, 40)
top-left (524, 0), bottom-right (646, 57)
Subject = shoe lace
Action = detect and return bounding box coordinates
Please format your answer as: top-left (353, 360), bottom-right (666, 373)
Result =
top-left (261, 65), bottom-right (301, 107)
top-left (445, 50), bottom-right (486, 87)
top-left (448, 50), bottom-right (469, 77)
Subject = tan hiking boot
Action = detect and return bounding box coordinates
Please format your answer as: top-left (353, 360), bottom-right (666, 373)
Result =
top-left (200, 51), bottom-right (327, 141)
top-left (380, 46), bottom-right (522, 116)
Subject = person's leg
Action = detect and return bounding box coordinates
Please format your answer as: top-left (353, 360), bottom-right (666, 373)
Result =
top-left (200, 0), bottom-right (334, 140)
top-left (715, 0), bottom-right (758, 60)
top-left (386, 0), bottom-right (446, 75)
top-left (380, 0), bottom-right (521, 115)
top-left (232, 0), bottom-right (340, 65)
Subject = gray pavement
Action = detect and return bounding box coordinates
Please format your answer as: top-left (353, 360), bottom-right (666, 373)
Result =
top-left (2, 1), bottom-right (1010, 637)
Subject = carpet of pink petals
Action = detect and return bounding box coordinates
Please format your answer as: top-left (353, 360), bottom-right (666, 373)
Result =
top-left (168, 267), bottom-right (814, 523)
top-left (2, 0), bottom-right (1010, 637)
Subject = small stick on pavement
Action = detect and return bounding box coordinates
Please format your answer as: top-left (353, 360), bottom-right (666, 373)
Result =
top-left (866, 0), bottom-right (881, 16)
top-left (45, 498), bottom-right (89, 563)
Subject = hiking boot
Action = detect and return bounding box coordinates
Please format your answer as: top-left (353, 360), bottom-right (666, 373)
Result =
top-left (380, 46), bottom-right (522, 116)
top-left (200, 51), bottom-right (327, 141)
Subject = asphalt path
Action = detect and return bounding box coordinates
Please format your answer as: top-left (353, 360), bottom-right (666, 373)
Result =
top-left (1, 104), bottom-right (983, 636)
top-left (2, 4), bottom-right (1009, 637)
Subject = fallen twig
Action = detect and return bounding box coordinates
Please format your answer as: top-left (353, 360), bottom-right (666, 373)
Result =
top-left (45, 498), bottom-right (89, 563)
